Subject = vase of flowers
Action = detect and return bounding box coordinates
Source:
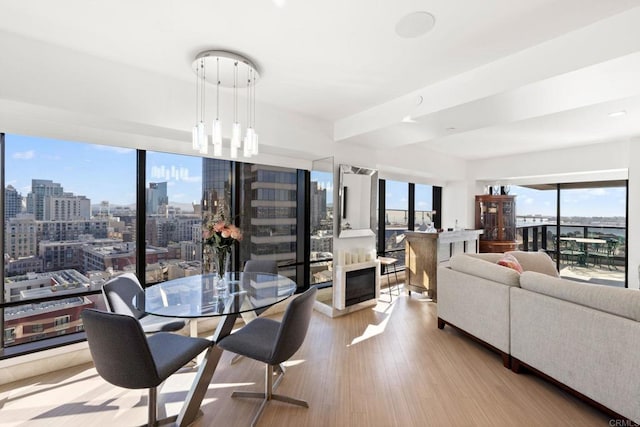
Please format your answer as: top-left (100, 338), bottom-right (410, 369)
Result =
top-left (202, 212), bottom-right (243, 279)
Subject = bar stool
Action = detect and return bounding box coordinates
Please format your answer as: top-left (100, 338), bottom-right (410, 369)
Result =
top-left (378, 256), bottom-right (399, 301)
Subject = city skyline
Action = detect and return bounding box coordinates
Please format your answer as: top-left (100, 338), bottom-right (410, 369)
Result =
top-left (6, 135), bottom-right (626, 219)
top-left (6, 134), bottom-right (203, 207)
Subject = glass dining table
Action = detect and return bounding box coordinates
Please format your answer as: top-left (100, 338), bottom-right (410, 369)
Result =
top-left (142, 271), bottom-right (298, 427)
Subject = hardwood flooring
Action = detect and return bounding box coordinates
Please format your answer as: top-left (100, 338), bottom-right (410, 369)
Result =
top-left (0, 289), bottom-right (612, 426)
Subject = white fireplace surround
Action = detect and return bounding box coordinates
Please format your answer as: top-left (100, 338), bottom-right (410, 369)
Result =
top-left (334, 259), bottom-right (380, 310)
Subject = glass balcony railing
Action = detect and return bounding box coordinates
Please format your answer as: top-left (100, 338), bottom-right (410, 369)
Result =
top-left (515, 218), bottom-right (626, 287)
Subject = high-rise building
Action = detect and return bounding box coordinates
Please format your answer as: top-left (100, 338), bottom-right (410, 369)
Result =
top-left (26, 179), bottom-right (64, 220)
top-left (146, 182), bottom-right (168, 215)
top-left (38, 219), bottom-right (109, 242)
top-left (25, 179), bottom-right (91, 221)
top-left (202, 158), bottom-right (231, 215)
top-left (4, 185), bottom-right (22, 219)
top-left (43, 194), bottom-right (91, 220)
top-left (5, 215), bottom-right (38, 259)
top-left (309, 181), bottom-right (327, 230)
top-left (239, 164), bottom-right (297, 264)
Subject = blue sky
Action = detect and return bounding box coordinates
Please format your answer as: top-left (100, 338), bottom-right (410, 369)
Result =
top-left (512, 185), bottom-right (626, 217)
top-left (6, 134), bottom-right (203, 206)
top-left (385, 180), bottom-right (433, 211)
top-left (310, 171), bottom-right (333, 204)
top-left (6, 135), bottom-right (624, 217)
top-left (6, 136), bottom-right (432, 210)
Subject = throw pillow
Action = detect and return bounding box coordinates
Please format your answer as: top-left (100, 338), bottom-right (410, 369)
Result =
top-left (496, 253), bottom-right (523, 273)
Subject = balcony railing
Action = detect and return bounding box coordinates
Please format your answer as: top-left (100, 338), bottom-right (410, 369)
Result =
top-left (516, 218), bottom-right (626, 287)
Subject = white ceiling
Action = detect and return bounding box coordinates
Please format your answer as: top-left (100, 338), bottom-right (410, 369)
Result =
top-left (1, 0), bottom-right (640, 160)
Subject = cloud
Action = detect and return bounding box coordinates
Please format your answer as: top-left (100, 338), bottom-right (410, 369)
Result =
top-left (13, 150), bottom-right (35, 160)
top-left (93, 145), bottom-right (134, 154)
top-left (588, 188), bottom-right (607, 196)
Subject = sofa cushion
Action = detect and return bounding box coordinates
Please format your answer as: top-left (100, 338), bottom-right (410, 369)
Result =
top-left (520, 271), bottom-right (640, 322)
top-left (449, 253), bottom-right (521, 287)
top-left (507, 251), bottom-right (559, 277)
top-left (497, 253), bottom-right (523, 273)
top-left (465, 253), bottom-right (503, 263)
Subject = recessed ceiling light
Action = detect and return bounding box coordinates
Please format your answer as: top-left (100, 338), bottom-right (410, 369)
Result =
top-left (272, 0), bottom-right (286, 8)
top-left (395, 12), bottom-right (436, 39)
top-left (608, 110), bottom-right (627, 117)
top-left (402, 115), bottom-right (417, 123)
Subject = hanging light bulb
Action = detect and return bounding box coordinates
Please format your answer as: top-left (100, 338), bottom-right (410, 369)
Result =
top-left (212, 57), bottom-right (222, 156)
top-left (192, 59), bottom-right (203, 150)
top-left (250, 70), bottom-right (259, 156)
top-left (198, 121), bottom-right (207, 154)
top-left (198, 58), bottom-right (208, 154)
top-left (230, 61), bottom-right (242, 153)
top-left (192, 125), bottom-right (199, 150)
top-left (191, 50), bottom-right (260, 157)
top-left (243, 134), bottom-right (252, 158)
top-left (243, 66), bottom-right (253, 157)
top-left (252, 132), bottom-right (259, 156)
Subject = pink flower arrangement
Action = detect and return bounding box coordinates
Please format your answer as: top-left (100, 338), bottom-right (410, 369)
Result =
top-left (202, 215), bottom-right (243, 249)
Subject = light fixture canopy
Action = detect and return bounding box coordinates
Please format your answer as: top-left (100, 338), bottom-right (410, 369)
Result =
top-left (191, 50), bottom-right (260, 158)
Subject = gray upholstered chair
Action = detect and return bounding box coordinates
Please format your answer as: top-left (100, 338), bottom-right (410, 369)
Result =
top-left (81, 308), bottom-right (212, 426)
top-left (243, 259), bottom-right (278, 275)
top-left (102, 272), bottom-right (186, 333)
top-left (217, 287), bottom-right (317, 427)
top-left (243, 260), bottom-right (278, 316)
top-left (231, 259), bottom-right (280, 367)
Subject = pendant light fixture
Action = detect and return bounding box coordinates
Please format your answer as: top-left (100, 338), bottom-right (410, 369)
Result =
top-left (191, 50), bottom-right (260, 158)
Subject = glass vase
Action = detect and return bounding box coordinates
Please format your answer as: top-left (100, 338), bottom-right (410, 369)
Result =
top-left (213, 246), bottom-right (231, 280)
top-left (202, 245), bottom-right (214, 274)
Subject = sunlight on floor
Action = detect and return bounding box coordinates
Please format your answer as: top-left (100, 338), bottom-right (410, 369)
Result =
top-left (348, 299), bottom-right (395, 346)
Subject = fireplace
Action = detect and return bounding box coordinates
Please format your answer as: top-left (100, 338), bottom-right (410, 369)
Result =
top-left (332, 259), bottom-right (380, 311)
top-left (345, 267), bottom-right (376, 307)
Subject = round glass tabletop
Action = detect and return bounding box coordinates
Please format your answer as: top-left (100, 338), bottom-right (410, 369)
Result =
top-left (143, 272), bottom-right (297, 318)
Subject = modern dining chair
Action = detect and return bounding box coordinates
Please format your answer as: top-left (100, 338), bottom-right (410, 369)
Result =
top-left (243, 259), bottom-right (278, 275)
top-left (231, 259), bottom-right (280, 366)
top-left (102, 272), bottom-right (186, 333)
top-left (216, 286), bottom-right (317, 427)
top-left (81, 308), bottom-right (213, 426)
top-left (243, 260), bottom-right (278, 315)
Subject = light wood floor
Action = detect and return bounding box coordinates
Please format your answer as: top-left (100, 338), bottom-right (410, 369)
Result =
top-left (0, 289), bottom-right (612, 426)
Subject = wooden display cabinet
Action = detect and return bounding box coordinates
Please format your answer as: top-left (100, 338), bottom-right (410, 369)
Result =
top-left (475, 195), bottom-right (517, 253)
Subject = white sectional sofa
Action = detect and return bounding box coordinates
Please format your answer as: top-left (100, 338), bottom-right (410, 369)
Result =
top-left (437, 251), bottom-right (640, 423)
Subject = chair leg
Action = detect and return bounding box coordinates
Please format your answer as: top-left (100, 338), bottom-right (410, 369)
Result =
top-left (148, 387), bottom-right (157, 427)
top-left (230, 364), bottom-right (308, 426)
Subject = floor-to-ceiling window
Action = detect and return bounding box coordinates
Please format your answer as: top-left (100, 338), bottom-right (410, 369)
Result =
top-left (414, 183), bottom-right (434, 231)
top-left (144, 151), bottom-right (205, 283)
top-left (237, 164), bottom-right (300, 281)
top-left (1, 133), bottom-right (310, 358)
top-left (309, 170), bottom-right (333, 286)
top-left (383, 180), bottom-right (409, 258)
top-left (378, 180), bottom-right (437, 274)
top-left (512, 181), bottom-right (627, 287)
top-left (2, 134), bottom-right (136, 348)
